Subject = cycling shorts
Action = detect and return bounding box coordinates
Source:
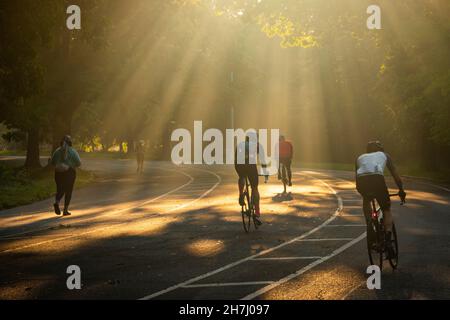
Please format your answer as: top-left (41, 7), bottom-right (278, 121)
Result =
top-left (235, 164), bottom-right (258, 189)
top-left (356, 174), bottom-right (390, 210)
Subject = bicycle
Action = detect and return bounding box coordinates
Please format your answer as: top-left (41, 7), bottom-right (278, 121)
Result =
top-left (241, 176), bottom-right (260, 233)
top-left (366, 193), bottom-right (405, 271)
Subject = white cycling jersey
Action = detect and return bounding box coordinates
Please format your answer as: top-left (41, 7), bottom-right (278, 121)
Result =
top-left (356, 151), bottom-right (387, 177)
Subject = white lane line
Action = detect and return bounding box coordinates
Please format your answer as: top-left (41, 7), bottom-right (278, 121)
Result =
top-left (165, 168), bottom-right (222, 214)
top-left (182, 281), bottom-right (274, 288)
top-left (241, 233), bottom-right (366, 300)
top-left (0, 167), bottom-right (195, 239)
top-left (252, 257), bottom-right (322, 261)
top-left (296, 238), bottom-right (355, 242)
top-left (139, 172), bottom-right (343, 300)
top-left (339, 214), bottom-right (364, 217)
top-left (0, 168), bottom-right (221, 253)
top-left (324, 224), bottom-right (366, 227)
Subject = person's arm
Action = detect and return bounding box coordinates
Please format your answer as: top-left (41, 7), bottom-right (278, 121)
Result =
top-left (71, 149), bottom-right (82, 168)
top-left (50, 149), bottom-right (59, 166)
top-left (385, 153), bottom-right (403, 190)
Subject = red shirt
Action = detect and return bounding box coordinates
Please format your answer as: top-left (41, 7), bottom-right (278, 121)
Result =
top-left (279, 141), bottom-right (293, 159)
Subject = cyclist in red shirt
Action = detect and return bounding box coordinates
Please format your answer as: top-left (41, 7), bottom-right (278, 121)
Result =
top-left (278, 135), bottom-right (294, 186)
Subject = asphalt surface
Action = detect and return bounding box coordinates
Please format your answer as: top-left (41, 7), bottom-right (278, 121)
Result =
top-left (0, 158), bottom-right (449, 300)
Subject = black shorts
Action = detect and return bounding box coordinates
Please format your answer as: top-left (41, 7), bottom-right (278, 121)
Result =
top-left (235, 164), bottom-right (259, 188)
top-left (356, 174), bottom-right (390, 210)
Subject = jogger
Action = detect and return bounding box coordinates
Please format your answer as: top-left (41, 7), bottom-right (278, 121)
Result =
top-left (51, 135), bottom-right (81, 216)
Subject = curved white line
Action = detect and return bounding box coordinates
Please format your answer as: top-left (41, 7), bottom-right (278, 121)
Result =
top-left (0, 167), bottom-right (222, 253)
top-left (0, 167), bottom-right (194, 240)
top-left (139, 172), bottom-right (343, 300)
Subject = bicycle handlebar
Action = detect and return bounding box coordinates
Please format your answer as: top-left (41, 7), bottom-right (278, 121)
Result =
top-left (389, 193), bottom-right (406, 205)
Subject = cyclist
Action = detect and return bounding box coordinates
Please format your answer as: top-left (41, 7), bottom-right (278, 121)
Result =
top-left (277, 135), bottom-right (293, 186)
top-left (235, 131), bottom-right (267, 226)
top-left (355, 141), bottom-right (406, 256)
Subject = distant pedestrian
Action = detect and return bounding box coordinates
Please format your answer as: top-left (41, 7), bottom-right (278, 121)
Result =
top-left (136, 140), bottom-right (145, 174)
top-left (51, 135), bottom-right (81, 216)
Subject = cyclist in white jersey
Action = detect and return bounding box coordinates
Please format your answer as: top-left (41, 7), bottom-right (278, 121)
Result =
top-left (355, 141), bottom-right (406, 253)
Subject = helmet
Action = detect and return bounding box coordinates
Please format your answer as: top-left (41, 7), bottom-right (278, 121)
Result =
top-left (367, 140), bottom-right (384, 153)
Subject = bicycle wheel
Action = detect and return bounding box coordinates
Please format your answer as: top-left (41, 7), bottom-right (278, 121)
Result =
top-left (367, 220), bottom-right (383, 270)
top-left (388, 224), bottom-right (399, 269)
top-left (242, 190), bottom-right (251, 233)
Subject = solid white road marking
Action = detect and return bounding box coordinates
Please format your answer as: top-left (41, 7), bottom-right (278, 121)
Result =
top-left (241, 233), bottom-right (367, 300)
top-left (251, 257), bottom-right (322, 261)
top-left (0, 167), bottom-right (195, 239)
top-left (0, 168), bottom-right (222, 253)
top-left (295, 238), bottom-right (355, 242)
top-left (339, 214), bottom-right (364, 217)
top-left (182, 281), bottom-right (274, 288)
top-left (139, 172), bottom-right (344, 300)
top-left (324, 224), bottom-right (366, 227)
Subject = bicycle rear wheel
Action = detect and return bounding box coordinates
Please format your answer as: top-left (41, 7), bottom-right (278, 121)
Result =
top-left (388, 224), bottom-right (399, 269)
top-left (242, 191), bottom-right (251, 233)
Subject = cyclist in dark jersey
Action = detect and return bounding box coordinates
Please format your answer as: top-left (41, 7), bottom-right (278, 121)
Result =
top-left (355, 141), bottom-right (406, 254)
top-left (235, 132), bottom-right (267, 225)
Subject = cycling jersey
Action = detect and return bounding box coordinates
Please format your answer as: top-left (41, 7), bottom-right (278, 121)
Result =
top-left (278, 140), bottom-right (293, 159)
top-left (355, 151), bottom-right (404, 210)
top-left (356, 151), bottom-right (387, 176)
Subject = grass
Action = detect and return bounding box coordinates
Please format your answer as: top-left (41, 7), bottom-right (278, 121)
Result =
top-left (0, 163), bottom-right (96, 210)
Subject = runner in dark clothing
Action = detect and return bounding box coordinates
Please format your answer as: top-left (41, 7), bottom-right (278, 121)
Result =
top-left (51, 135), bottom-right (81, 216)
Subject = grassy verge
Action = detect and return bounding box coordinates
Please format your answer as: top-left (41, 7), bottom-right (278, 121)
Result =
top-left (0, 163), bottom-right (96, 210)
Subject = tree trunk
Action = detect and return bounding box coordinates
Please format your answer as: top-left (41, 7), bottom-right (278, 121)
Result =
top-left (25, 128), bottom-right (41, 168)
top-left (52, 116), bottom-right (72, 152)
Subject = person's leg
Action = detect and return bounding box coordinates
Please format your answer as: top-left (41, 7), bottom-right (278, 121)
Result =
top-left (249, 166), bottom-right (260, 216)
top-left (54, 172), bottom-right (64, 215)
top-left (287, 159), bottom-right (292, 186)
top-left (63, 169), bottom-right (76, 214)
top-left (235, 165), bottom-right (245, 205)
top-left (277, 162), bottom-right (282, 180)
top-left (362, 197), bottom-right (372, 225)
top-left (383, 209), bottom-right (393, 232)
top-left (140, 157), bottom-right (144, 173)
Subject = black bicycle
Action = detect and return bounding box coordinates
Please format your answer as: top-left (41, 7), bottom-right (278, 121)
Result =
top-left (241, 176), bottom-right (261, 233)
top-left (367, 193), bottom-right (405, 270)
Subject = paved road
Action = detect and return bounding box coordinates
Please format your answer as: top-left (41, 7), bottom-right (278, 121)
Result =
top-left (0, 159), bottom-right (449, 299)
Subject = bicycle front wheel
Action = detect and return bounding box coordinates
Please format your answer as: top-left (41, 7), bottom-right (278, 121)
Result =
top-left (242, 192), bottom-right (251, 233)
top-left (388, 224), bottom-right (399, 269)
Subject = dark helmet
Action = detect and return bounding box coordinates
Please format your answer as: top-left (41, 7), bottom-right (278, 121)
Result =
top-left (61, 135), bottom-right (73, 147)
top-left (367, 140), bottom-right (384, 153)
